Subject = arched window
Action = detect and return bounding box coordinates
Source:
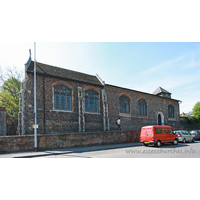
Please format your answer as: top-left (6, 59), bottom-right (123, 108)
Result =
top-left (119, 96), bottom-right (130, 113)
top-left (54, 85), bottom-right (72, 111)
top-left (138, 99), bottom-right (147, 116)
top-left (84, 90), bottom-right (99, 113)
top-left (168, 104), bottom-right (174, 118)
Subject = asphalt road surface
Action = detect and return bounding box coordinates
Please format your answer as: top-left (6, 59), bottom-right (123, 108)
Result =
top-left (36, 141), bottom-right (200, 158)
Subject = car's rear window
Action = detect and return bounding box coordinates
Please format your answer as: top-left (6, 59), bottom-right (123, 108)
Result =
top-left (155, 128), bottom-right (162, 134)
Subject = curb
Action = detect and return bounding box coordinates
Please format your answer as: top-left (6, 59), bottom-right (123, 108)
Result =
top-left (13, 151), bottom-right (74, 158)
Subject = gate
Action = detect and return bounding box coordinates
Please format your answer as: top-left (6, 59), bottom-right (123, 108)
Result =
top-left (6, 118), bottom-right (18, 135)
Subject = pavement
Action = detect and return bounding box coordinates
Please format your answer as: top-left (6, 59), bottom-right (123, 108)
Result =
top-left (0, 142), bottom-right (142, 158)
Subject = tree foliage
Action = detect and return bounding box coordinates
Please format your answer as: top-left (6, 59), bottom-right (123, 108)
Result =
top-left (193, 101), bottom-right (200, 119)
top-left (0, 67), bottom-right (22, 119)
top-left (181, 102), bottom-right (200, 127)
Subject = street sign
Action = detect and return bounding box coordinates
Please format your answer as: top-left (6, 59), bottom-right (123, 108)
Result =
top-left (32, 124), bottom-right (38, 129)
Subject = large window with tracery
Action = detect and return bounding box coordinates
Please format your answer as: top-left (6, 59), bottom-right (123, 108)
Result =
top-left (168, 104), bottom-right (174, 118)
top-left (54, 85), bottom-right (72, 111)
top-left (119, 96), bottom-right (130, 113)
top-left (84, 90), bottom-right (99, 113)
top-left (138, 99), bottom-right (147, 116)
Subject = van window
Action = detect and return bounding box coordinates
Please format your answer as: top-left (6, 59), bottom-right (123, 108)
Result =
top-left (163, 129), bottom-right (169, 134)
top-left (170, 128), bottom-right (173, 133)
top-left (155, 128), bottom-right (162, 134)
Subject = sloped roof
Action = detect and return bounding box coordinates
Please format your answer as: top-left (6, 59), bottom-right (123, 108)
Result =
top-left (153, 86), bottom-right (171, 95)
top-left (26, 61), bottom-right (103, 86)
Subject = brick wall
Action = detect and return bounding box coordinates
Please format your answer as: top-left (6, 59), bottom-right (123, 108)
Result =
top-left (0, 130), bottom-right (140, 153)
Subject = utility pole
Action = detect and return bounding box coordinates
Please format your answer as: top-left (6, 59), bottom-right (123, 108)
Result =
top-left (34, 42), bottom-right (38, 151)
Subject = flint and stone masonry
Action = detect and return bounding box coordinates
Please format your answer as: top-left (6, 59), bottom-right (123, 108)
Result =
top-left (18, 54), bottom-right (181, 135)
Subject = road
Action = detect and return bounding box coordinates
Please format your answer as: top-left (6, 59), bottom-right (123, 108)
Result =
top-left (36, 141), bottom-right (200, 158)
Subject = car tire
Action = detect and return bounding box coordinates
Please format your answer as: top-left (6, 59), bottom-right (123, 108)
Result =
top-left (183, 138), bottom-right (186, 143)
top-left (173, 139), bottom-right (178, 145)
top-left (192, 138), bottom-right (195, 142)
top-left (156, 140), bottom-right (161, 147)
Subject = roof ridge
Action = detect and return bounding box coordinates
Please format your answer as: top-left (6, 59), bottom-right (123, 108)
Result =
top-left (27, 61), bottom-right (103, 86)
top-left (36, 61), bottom-right (97, 78)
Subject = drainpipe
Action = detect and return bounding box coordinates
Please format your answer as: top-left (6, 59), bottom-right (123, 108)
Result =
top-left (178, 100), bottom-right (182, 127)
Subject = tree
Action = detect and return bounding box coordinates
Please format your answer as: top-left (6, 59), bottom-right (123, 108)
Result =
top-left (0, 67), bottom-right (22, 119)
top-left (193, 101), bottom-right (200, 119)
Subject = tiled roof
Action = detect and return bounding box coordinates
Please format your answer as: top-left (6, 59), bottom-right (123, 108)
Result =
top-left (153, 86), bottom-right (171, 95)
top-left (27, 61), bottom-right (103, 86)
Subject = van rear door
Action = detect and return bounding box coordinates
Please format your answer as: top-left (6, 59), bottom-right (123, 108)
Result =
top-left (144, 127), bottom-right (154, 142)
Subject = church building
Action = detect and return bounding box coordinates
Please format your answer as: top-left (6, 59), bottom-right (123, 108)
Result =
top-left (18, 53), bottom-right (181, 135)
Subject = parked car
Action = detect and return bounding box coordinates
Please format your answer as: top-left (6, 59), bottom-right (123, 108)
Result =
top-left (174, 130), bottom-right (195, 143)
top-left (140, 125), bottom-right (178, 147)
top-left (189, 130), bottom-right (200, 140)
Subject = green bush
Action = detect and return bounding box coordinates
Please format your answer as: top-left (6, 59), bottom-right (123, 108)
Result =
top-left (182, 116), bottom-right (200, 126)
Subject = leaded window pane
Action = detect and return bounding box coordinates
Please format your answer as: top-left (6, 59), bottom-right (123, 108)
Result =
top-left (61, 94), bottom-right (66, 110)
top-left (138, 99), bottom-right (147, 116)
top-left (84, 90), bottom-right (99, 113)
top-left (54, 93), bottom-right (60, 110)
top-left (67, 94), bottom-right (72, 111)
top-left (94, 97), bottom-right (98, 113)
top-left (54, 85), bottom-right (72, 111)
top-left (168, 104), bottom-right (174, 118)
top-left (85, 96), bottom-right (89, 112)
top-left (119, 96), bottom-right (130, 113)
top-left (90, 97), bottom-right (94, 112)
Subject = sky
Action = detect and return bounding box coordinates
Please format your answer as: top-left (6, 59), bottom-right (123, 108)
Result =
top-left (0, 1), bottom-right (200, 115)
top-left (0, 42), bottom-right (200, 114)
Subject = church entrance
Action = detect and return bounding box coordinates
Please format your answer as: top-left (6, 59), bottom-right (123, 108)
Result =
top-left (157, 112), bottom-right (164, 125)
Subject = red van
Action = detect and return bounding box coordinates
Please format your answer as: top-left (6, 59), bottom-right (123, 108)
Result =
top-left (140, 125), bottom-right (178, 147)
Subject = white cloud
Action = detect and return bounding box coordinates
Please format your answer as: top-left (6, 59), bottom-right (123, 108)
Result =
top-left (147, 55), bottom-right (187, 73)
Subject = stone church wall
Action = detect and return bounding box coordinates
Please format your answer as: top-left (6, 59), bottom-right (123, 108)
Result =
top-left (18, 63), bottom-right (180, 135)
top-left (19, 73), bottom-right (105, 135)
top-left (105, 85), bottom-right (180, 131)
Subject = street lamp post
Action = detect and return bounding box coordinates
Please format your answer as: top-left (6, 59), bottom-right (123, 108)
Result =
top-left (34, 42), bottom-right (38, 151)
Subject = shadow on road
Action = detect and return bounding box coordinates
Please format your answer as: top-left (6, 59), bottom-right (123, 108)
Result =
top-left (146, 142), bottom-right (199, 148)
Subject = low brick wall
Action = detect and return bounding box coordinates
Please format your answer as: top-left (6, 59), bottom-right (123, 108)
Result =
top-left (0, 130), bottom-right (140, 153)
